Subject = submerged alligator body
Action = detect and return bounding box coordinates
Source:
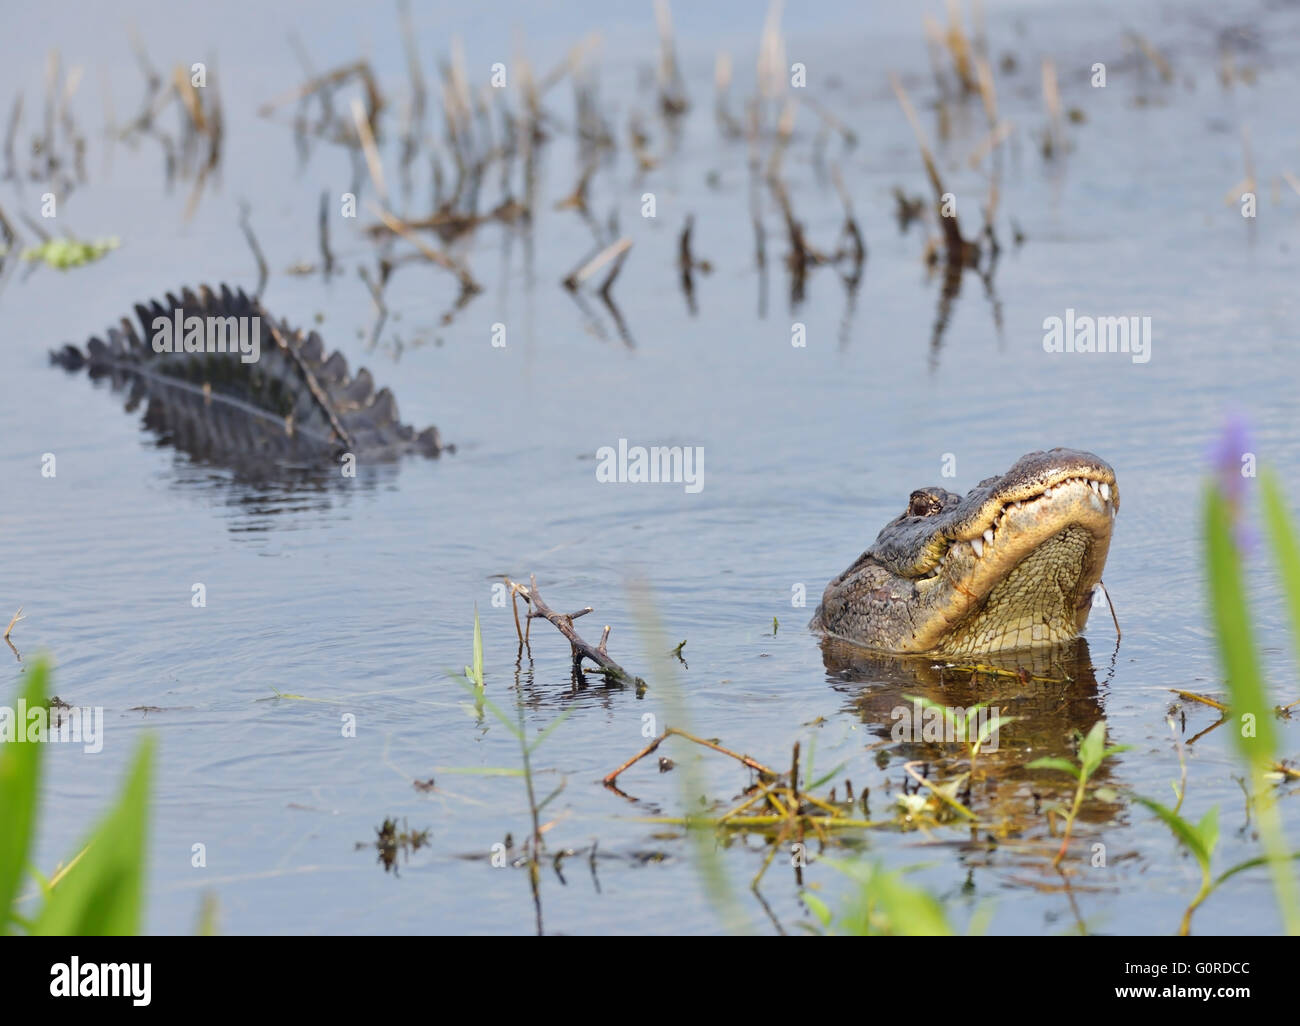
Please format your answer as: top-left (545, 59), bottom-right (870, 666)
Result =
top-left (812, 449), bottom-right (1119, 657)
top-left (51, 284), bottom-right (445, 471)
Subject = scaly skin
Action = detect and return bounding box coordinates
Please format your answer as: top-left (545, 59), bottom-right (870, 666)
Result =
top-left (51, 284), bottom-right (445, 470)
top-left (811, 449), bottom-right (1119, 656)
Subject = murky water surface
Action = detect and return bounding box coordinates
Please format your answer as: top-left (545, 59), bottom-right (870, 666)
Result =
top-left (3, 0), bottom-right (1299, 934)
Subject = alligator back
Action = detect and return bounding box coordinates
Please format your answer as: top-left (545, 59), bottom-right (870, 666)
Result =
top-left (51, 284), bottom-right (445, 470)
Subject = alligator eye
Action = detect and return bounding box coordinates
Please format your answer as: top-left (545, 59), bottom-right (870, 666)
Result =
top-left (907, 490), bottom-right (943, 517)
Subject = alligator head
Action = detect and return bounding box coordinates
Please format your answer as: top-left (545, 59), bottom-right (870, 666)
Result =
top-left (812, 449), bottom-right (1119, 656)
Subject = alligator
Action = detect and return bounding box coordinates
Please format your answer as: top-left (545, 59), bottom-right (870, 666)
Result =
top-left (51, 284), bottom-right (446, 472)
top-left (811, 449), bottom-right (1119, 656)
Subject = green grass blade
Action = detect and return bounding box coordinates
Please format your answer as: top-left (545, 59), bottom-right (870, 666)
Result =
top-left (1135, 796), bottom-right (1210, 870)
top-left (1197, 806), bottom-right (1220, 862)
top-left (1213, 851), bottom-right (1300, 890)
top-left (1026, 757), bottom-right (1081, 779)
top-left (1205, 486), bottom-right (1276, 765)
top-left (1261, 471), bottom-right (1300, 682)
top-left (526, 705), bottom-right (575, 755)
top-left (1078, 720), bottom-right (1108, 778)
top-left (454, 678), bottom-right (522, 739)
top-left (472, 606), bottom-right (484, 687)
top-left (801, 891), bottom-right (832, 929)
top-left (0, 662), bottom-right (47, 930)
top-left (33, 736), bottom-right (154, 936)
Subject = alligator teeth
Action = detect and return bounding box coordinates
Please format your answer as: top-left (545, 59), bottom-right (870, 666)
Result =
top-left (1088, 480), bottom-right (1099, 494)
top-left (982, 529), bottom-right (994, 546)
top-left (970, 537), bottom-right (984, 558)
top-left (1100, 482), bottom-right (1111, 500)
top-left (1042, 487), bottom-right (1053, 498)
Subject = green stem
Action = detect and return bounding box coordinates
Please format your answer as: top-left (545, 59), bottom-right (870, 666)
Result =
top-left (1251, 768), bottom-right (1300, 935)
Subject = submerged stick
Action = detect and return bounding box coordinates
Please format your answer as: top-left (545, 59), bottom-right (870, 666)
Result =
top-left (317, 189), bottom-right (334, 275)
top-left (368, 202), bottom-right (480, 294)
top-left (889, 72), bottom-right (977, 269)
top-left (351, 97), bottom-right (388, 205)
top-left (562, 237), bottom-right (631, 291)
top-left (238, 202), bottom-right (269, 299)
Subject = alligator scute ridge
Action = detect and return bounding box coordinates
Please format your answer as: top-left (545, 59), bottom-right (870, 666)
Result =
top-left (51, 283), bottom-right (447, 468)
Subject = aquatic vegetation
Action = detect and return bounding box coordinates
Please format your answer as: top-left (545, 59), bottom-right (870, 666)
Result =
top-left (1127, 457), bottom-right (1300, 935)
top-left (357, 817), bottom-right (430, 874)
top-left (802, 859), bottom-right (953, 936)
top-left (606, 731), bottom-right (881, 888)
top-left (21, 235), bottom-right (119, 269)
top-left (2, 660), bottom-right (153, 935)
top-left (1027, 720), bottom-right (1128, 867)
top-left (904, 695), bottom-right (1017, 778)
top-left (1190, 466), bottom-right (1300, 933)
top-left (464, 605), bottom-right (484, 690)
top-left (449, 608), bottom-right (574, 934)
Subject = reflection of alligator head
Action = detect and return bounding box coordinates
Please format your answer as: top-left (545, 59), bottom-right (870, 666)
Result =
top-left (823, 637), bottom-right (1123, 839)
top-left (51, 285), bottom-right (447, 476)
top-left (812, 449), bottom-right (1119, 656)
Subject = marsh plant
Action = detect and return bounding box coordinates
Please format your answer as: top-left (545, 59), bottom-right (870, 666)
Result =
top-left (1, 660), bottom-right (153, 935)
top-left (451, 608), bottom-right (573, 933)
top-left (898, 695), bottom-right (1016, 767)
top-left (1136, 463), bottom-right (1300, 935)
top-left (1028, 719), bottom-right (1129, 867)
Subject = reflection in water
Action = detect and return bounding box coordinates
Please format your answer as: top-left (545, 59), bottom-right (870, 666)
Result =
top-left (822, 636), bottom-right (1128, 926)
top-left (76, 370), bottom-right (409, 530)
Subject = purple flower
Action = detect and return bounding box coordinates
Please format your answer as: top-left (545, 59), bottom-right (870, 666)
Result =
top-left (1210, 413), bottom-right (1257, 552)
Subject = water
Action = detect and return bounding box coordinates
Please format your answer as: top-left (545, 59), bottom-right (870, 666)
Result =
top-left (2, 0), bottom-right (1299, 934)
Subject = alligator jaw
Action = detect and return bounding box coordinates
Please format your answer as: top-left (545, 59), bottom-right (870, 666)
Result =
top-left (909, 472), bottom-right (1117, 655)
top-left (814, 449), bottom-right (1119, 657)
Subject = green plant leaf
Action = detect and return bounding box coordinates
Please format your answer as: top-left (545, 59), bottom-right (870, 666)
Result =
top-left (903, 694), bottom-right (957, 733)
top-left (808, 761), bottom-right (848, 792)
top-left (801, 891), bottom-right (832, 929)
top-left (472, 606), bottom-right (484, 687)
top-left (825, 859), bottom-right (954, 936)
top-left (526, 705), bottom-right (575, 755)
top-left (454, 678), bottom-right (522, 739)
top-left (1135, 796), bottom-right (1211, 870)
top-left (1213, 851), bottom-right (1300, 889)
top-left (1261, 472), bottom-right (1300, 688)
top-left (1197, 805), bottom-right (1220, 862)
top-left (1205, 486), bottom-right (1276, 765)
top-left (1078, 720), bottom-right (1108, 777)
top-left (0, 662), bottom-right (46, 931)
top-left (33, 736), bottom-right (154, 935)
top-left (977, 714), bottom-right (1018, 747)
top-left (1026, 757), bottom-right (1081, 779)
